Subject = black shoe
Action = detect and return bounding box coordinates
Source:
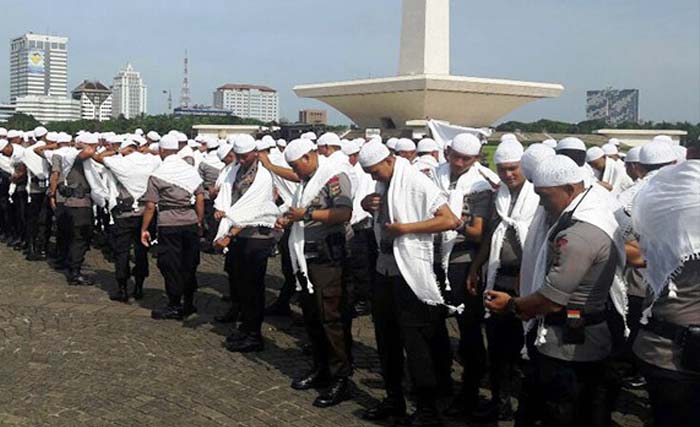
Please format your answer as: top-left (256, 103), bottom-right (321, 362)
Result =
top-left (13, 241), bottom-right (26, 251)
top-left (313, 378), bottom-right (352, 408)
top-left (264, 301), bottom-right (292, 316)
top-left (362, 395), bottom-right (406, 421)
top-left (214, 307), bottom-right (239, 323)
top-left (51, 260), bottom-right (68, 270)
top-left (623, 374), bottom-right (647, 389)
top-left (291, 369), bottom-right (331, 391)
top-left (442, 393), bottom-right (477, 418)
top-left (225, 334), bottom-right (264, 353)
top-left (182, 303), bottom-right (198, 317)
top-left (69, 274), bottom-right (94, 286)
top-left (151, 305), bottom-right (184, 320)
top-left (225, 331), bottom-right (247, 345)
top-left (109, 283), bottom-right (129, 303)
top-left (353, 300), bottom-right (371, 317)
top-left (133, 279), bottom-right (144, 300)
top-left (395, 411), bottom-right (443, 427)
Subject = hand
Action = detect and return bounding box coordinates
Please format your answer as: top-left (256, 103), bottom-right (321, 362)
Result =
top-left (361, 193), bottom-right (381, 212)
top-left (140, 230), bottom-right (151, 247)
top-left (275, 216), bottom-right (291, 230)
top-left (484, 290), bottom-right (511, 313)
top-left (466, 270), bottom-right (480, 296)
top-left (214, 210), bottom-right (226, 220)
top-left (383, 222), bottom-right (405, 238)
top-left (230, 227), bottom-right (241, 237)
top-left (197, 222), bottom-right (203, 237)
top-left (257, 150), bottom-right (271, 167)
top-left (285, 207), bottom-right (307, 223)
top-left (214, 235), bottom-right (231, 249)
top-left (49, 195), bottom-right (57, 210)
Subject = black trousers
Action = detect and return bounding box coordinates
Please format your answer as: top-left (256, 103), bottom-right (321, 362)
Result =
top-left (301, 260), bottom-right (353, 379)
top-left (26, 192), bottom-right (49, 250)
top-left (485, 307), bottom-right (523, 401)
top-left (448, 261), bottom-right (486, 401)
top-left (202, 199), bottom-right (217, 248)
top-left (224, 237), bottom-right (274, 336)
top-left (638, 359), bottom-right (700, 427)
top-left (373, 273), bottom-right (451, 396)
top-left (112, 215), bottom-right (149, 283)
top-left (0, 196), bottom-right (11, 236)
top-left (274, 227), bottom-right (296, 306)
top-left (156, 224), bottom-right (200, 306)
top-left (11, 191), bottom-right (28, 242)
top-left (64, 207), bottom-right (93, 272)
top-left (348, 228), bottom-right (377, 303)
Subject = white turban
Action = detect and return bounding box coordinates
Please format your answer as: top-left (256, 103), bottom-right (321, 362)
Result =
top-left (342, 140), bottom-right (361, 156)
top-left (353, 137), bottom-right (367, 146)
top-left (608, 138), bottom-right (621, 146)
top-left (7, 130), bottom-right (21, 139)
top-left (386, 137), bottom-right (399, 150)
top-left (533, 155), bottom-right (584, 188)
top-left (601, 143), bottom-right (618, 156)
top-left (0, 139), bottom-right (8, 151)
top-left (234, 135), bottom-right (256, 154)
top-left (359, 141), bottom-right (390, 168)
top-left (160, 134), bottom-right (179, 150)
top-left (134, 128), bottom-right (144, 136)
top-left (640, 142), bottom-right (677, 165)
top-left (674, 145), bottom-right (687, 162)
top-left (318, 132), bottom-right (341, 147)
top-left (0, 128), bottom-right (7, 137)
top-left (176, 132), bottom-right (188, 143)
top-left (58, 132), bottom-right (73, 144)
top-left (148, 143), bottom-right (159, 152)
top-left (107, 134), bottom-right (124, 144)
top-left (521, 143), bottom-right (556, 182)
top-left (284, 138), bottom-right (316, 163)
top-left (652, 134), bottom-right (676, 145)
top-left (81, 133), bottom-right (98, 145)
top-left (396, 138), bottom-right (416, 152)
top-left (417, 138), bottom-right (438, 153)
top-left (187, 139), bottom-right (200, 148)
top-left (451, 133), bottom-right (481, 156)
top-left (586, 146), bottom-right (605, 162)
top-left (46, 132), bottom-right (59, 142)
top-left (217, 143), bottom-right (234, 160)
top-left (120, 139), bottom-right (138, 150)
top-left (147, 131), bottom-right (161, 141)
top-left (206, 138), bottom-right (220, 150)
top-left (277, 139), bottom-right (287, 148)
top-left (301, 132), bottom-right (317, 141)
top-left (256, 137), bottom-right (275, 151)
top-left (501, 133), bottom-right (518, 143)
top-left (494, 141), bottom-right (524, 164)
top-left (133, 135), bottom-right (147, 146)
top-left (541, 139), bottom-right (557, 149)
top-left (556, 137), bottom-right (586, 152)
top-left (625, 146), bottom-right (642, 163)
top-left (33, 126), bottom-right (48, 138)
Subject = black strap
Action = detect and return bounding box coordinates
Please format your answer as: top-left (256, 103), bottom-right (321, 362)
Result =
top-left (159, 204), bottom-right (194, 212)
top-left (642, 318), bottom-right (688, 344)
top-left (545, 310), bottom-right (607, 326)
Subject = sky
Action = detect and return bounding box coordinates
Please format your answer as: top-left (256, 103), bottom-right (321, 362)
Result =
top-left (1, 0), bottom-right (698, 125)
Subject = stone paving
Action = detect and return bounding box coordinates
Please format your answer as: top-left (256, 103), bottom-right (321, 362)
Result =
top-left (0, 243), bottom-right (650, 426)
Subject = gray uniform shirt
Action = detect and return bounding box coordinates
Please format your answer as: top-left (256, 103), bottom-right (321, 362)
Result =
top-left (302, 172), bottom-right (353, 243)
top-left (537, 221), bottom-right (619, 362)
top-left (51, 155), bottom-right (92, 208)
top-left (487, 189), bottom-right (523, 292)
top-left (634, 260), bottom-right (700, 374)
top-left (141, 176), bottom-right (204, 227)
top-left (447, 173), bottom-right (492, 264)
top-left (198, 161), bottom-right (221, 201)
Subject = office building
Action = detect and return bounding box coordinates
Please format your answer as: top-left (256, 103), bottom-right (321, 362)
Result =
top-left (298, 109), bottom-right (327, 125)
top-left (213, 84), bottom-right (279, 122)
top-left (586, 88), bottom-right (640, 125)
top-left (72, 80), bottom-right (112, 121)
top-left (112, 63), bottom-right (147, 119)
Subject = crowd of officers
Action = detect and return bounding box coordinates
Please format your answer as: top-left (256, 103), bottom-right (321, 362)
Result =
top-left (0, 124), bottom-right (697, 427)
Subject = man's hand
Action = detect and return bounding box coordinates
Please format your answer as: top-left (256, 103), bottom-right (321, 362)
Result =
top-left (140, 230), bottom-right (151, 247)
top-left (466, 270), bottom-right (480, 296)
top-left (49, 195), bottom-right (57, 210)
top-left (214, 210), bottom-right (226, 220)
top-left (197, 222), bottom-right (203, 237)
top-left (361, 193), bottom-right (381, 213)
top-left (258, 151), bottom-right (271, 167)
top-left (285, 207), bottom-right (307, 223)
top-left (484, 290), bottom-right (511, 313)
top-left (275, 216), bottom-right (291, 230)
top-left (214, 235), bottom-right (231, 249)
top-left (383, 222), bottom-right (405, 239)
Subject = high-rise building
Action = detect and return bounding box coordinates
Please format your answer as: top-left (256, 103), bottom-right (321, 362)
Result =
top-left (9, 33), bottom-right (80, 123)
top-left (586, 88), bottom-right (639, 125)
top-left (298, 109), bottom-right (327, 125)
top-left (111, 63), bottom-right (147, 119)
top-left (213, 84), bottom-right (279, 122)
top-left (71, 80), bottom-right (112, 121)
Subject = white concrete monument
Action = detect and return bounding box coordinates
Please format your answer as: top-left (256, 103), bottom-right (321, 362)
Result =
top-left (294, 0), bottom-right (564, 129)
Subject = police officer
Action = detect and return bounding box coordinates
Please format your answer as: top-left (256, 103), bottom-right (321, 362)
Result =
top-left (198, 137), bottom-right (224, 253)
top-left (5, 130), bottom-right (28, 252)
top-left (486, 155), bottom-right (624, 427)
top-left (140, 134), bottom-right (204, 320)
top-left (274, 139), bottom-right (354, 408)
top-left (24, 126), bottom-right (51, 261)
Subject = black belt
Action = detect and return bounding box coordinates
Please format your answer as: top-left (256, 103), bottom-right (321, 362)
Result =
top-left (498, 265), bottom-right (520, 277)
top-left (643, 318), bottom-right (691, 344)
top-left (159, 205), bottom-right (194, 212)
top-left (545, 310), bottom-right (606, 327)
top-left (453, 241), bottom-right (478, 252)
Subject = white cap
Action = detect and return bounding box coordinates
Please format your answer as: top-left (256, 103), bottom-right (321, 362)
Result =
top-left (0, 128), bottom-right (7, 137)
top-left (33, 126), bottom-right (48, 138)
top-left (284, 138), bottom-right (316, 163)
top-left (120, 139), bottom-right (138, 150)
top-left (301, 132), bottom-right (317, 141)
top-left (451, 133), bottom-right (482, 156)
top-left (586, 147), bottom-right (605, 162)
top-left (132, 134), bottom-right (147, 147)
top-left (81, 133), bottom-right (98, 145)
top-left (159, 134), bottom-right (179, 150)
top-left (396, 138), bottom-right (416, 152)
top-left (601, 143), bottom-right (618, 156)
top-left (639, 142), bottom-right (677, 165)
top-left (148, 143), bottom-right (159, 152)
top-left (625, 146), bottom-right (642, 163)
top-left (608, 138), bottom-right (621, 146)
top-left (542, 139), bottom-right (558, 149)
top-left (176, 132), bottom-right (188, 143)
top-left (533, 155), bottom-right (584, 188)
top-left (187, 139), bottom-right (200, 148)
top-left (501, 133), bottom-right (518, 143)
top-left (259, 135), bottom-right (276, 150)
top-left (217, 143), bottom-right (234, 160)
top-left (521, 143), bottom-right (556, 181)
top-left (46, 132), bottom-right (59, 142)
top-left (342, 140), bottom-right (361, 156)
top-left (494, 141), bottom-right (524, 164)
top-left (652, 134), bottom-right (676, 145)
top-left (0, 139), bottom-right (8, 151)
top-left (234, 134), bottom-right (256, 154)
top-left (206, 138), bottom-right (220, 150)
top-left (107, 134), bottom-right (124, 144)
top-left (359, 140), bottom-right (391, 168)
top-left (556, 137), bottom-right (586, 152)
top-left (134, 128), bottom-right (144, 136)
top-left (7, 130), bottom-right (21, 139)
top-left (386, 137), bottom-right (399, 150)
top-left (417, 138), bottom-right (439, 153)
top-left (277, 139), bottom-right (287, 148)
top-left (353, 137), bottom-right (367, 146)
top-left (674, 145), bottom-right (687, 162)
top-left (318, 132), bottom-right (341, 147)
top-left (147, 131), bottom-right (161, 141)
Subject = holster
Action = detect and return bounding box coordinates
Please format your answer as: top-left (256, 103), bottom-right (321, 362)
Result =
top-left (644, 319), bottom-right (700, 373)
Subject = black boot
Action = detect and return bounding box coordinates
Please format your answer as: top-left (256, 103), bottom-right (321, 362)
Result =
top-left (182, 293), bottom-right (197, 317)
top-left (225, 333), bottom-right (264, 353)
top-left (109, 280), bottom-right (129, 303)
top-left (313, 377), bottom-right (352, 408)
top-left (397, 391), bottom-right (442, 427)
top-left (443, 387), bottom-right (478, 418)
top-left (214, 305), bottom-right (239, 323)
top-left (362, 391), bottom-right (406, 420)
top-left (25, 241), bottom-right (42, 261)
top-left (291, 368), bottom-right (331, 390)
top-left (133, 277), bottom-right (144, 300)
top-left (68, 269), bottom-right (94, 286)
top-left (151, 304), bottom-right (184, 320)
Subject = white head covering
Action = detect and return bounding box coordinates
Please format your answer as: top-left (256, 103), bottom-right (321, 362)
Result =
top-left (256, 136), bottom-right (276, 151)
top-left (234, 135), bottom-right (256, 154)
top-left (133, 135), bottom-right (147, 147)
top-left (396, 138), bottom-right (416, 152)
top-left (0, 128), bottom-right (7, 137)
top-left (541, 139), bottom-right (557, 149)
top-left (120, 139), bottom-right (138, 150)
top-left (134, 128), bottom-right (144, 136)
top-left (301, 132), bottom-right (317, 141)
top-left (674, 145), bottom-right (687, 162)
top-left (160, 134), bottom-right (179, 150)
top-left (493, 141), bottom-right (524, 164)
top-left (148, 143), bottom-right (159, 152)
top-left (640, 141), bottom-right (677, 165)
top-left (187, 139), bottom-right (200, 148)
top-left (602, 143), bottom-right (618, 156)
top-left (217, 143), bottom-right (234, 160)
top-left (586, 146), bottom-right (605, 162)
top-left (353, 137), bottom-right (367, 146)
top-left (556, 137), bottom-right (586, 152)
top-left (277, 139), bottom-right (287, 148)
top-left (342, 140), bottom-right (361, 156)
top-left (608, 138), bottom-right (621, 146)
top-left (417, 138), bottom-right (439, 153)
top-left (532, 155), bottom-right (584, 188)
top-left (0, 139), bottom-right (8, 151)
top-left (176, 132), bottom-right (188, 143)
top-left (317, 132), bottom-right (341, 147)
top-left (284, 138), bottom-right (316, 163)
top-left (501, 133), bottom-right (518, 143)
top-left (625, 146), bottom-right (642, 163)
top-left (451, 133), bottom-right (481, 156)
top-left (359, 141), bottom-right (391, 168)
top-left (107, 134), bottom-right (123, 145)
top-left (386, 137), bottom-right (399, 150)
top-left (7, 130), bottom-right (21, 139)
top-left (46, 132), bottom-right (59, 142)
top-left (521, 143), bottom-right (556, 182)
top-left (33, 126), bottom-right (48, 138)
top-left (206, 138), bottom-right (220, 150)
top-left (652, 134), bottom-right (676, 145)
top-left (147, 131), bottom-right (161, 141)
top-left (81, 133), bottom-right (99, 145)
top-left (58, 132), bottom-right (73, 144)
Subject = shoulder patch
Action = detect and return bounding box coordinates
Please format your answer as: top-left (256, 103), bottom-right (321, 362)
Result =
top-left (329, 178), bottom-right (341, 197)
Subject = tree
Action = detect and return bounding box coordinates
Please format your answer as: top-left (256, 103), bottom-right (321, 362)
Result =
top-left (4, 113), bottom-right (41, 131)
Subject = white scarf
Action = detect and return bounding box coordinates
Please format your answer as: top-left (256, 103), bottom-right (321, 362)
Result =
top-left (632, 160), bottom-right (700, 298)
top-left (215, 163), bottom-right (233, 190)
top-left (601, 157), bottom-right (633, 194)
top-left (267, 153), bottom-right (299, 209)
top-left (151, 154), bottom-right (203, 195)
top-left (0, 155), bottom-right (13, 174)
top-left (201, 151), bottom-right (225, 171)
top-left (193, 150), bottom-right (205, 169)
top-left (485, 181), bottom-right (539, 292)
top-left (22, 142), bottom-right (50, 180)
top-left (288, 156), bottom-right (339, 294)
top-left (617, 170), bottom-right (659, 215)
top-left (377, 157), bottom-right (461, 311)
top-left (105, 152), bottom-right (161, 209)
top-left (434, 162), bottom-right (497, 289)
top-left (350, 162), bottom-right (376, 226)
top-left (413, 155), bottom-right (438, 179)
top-left (328, 150), bottom-right (357, 199)
top-left (51, 146), bottom-right (109, 208)
top-left (213, 162), bottom-right (281, 242)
